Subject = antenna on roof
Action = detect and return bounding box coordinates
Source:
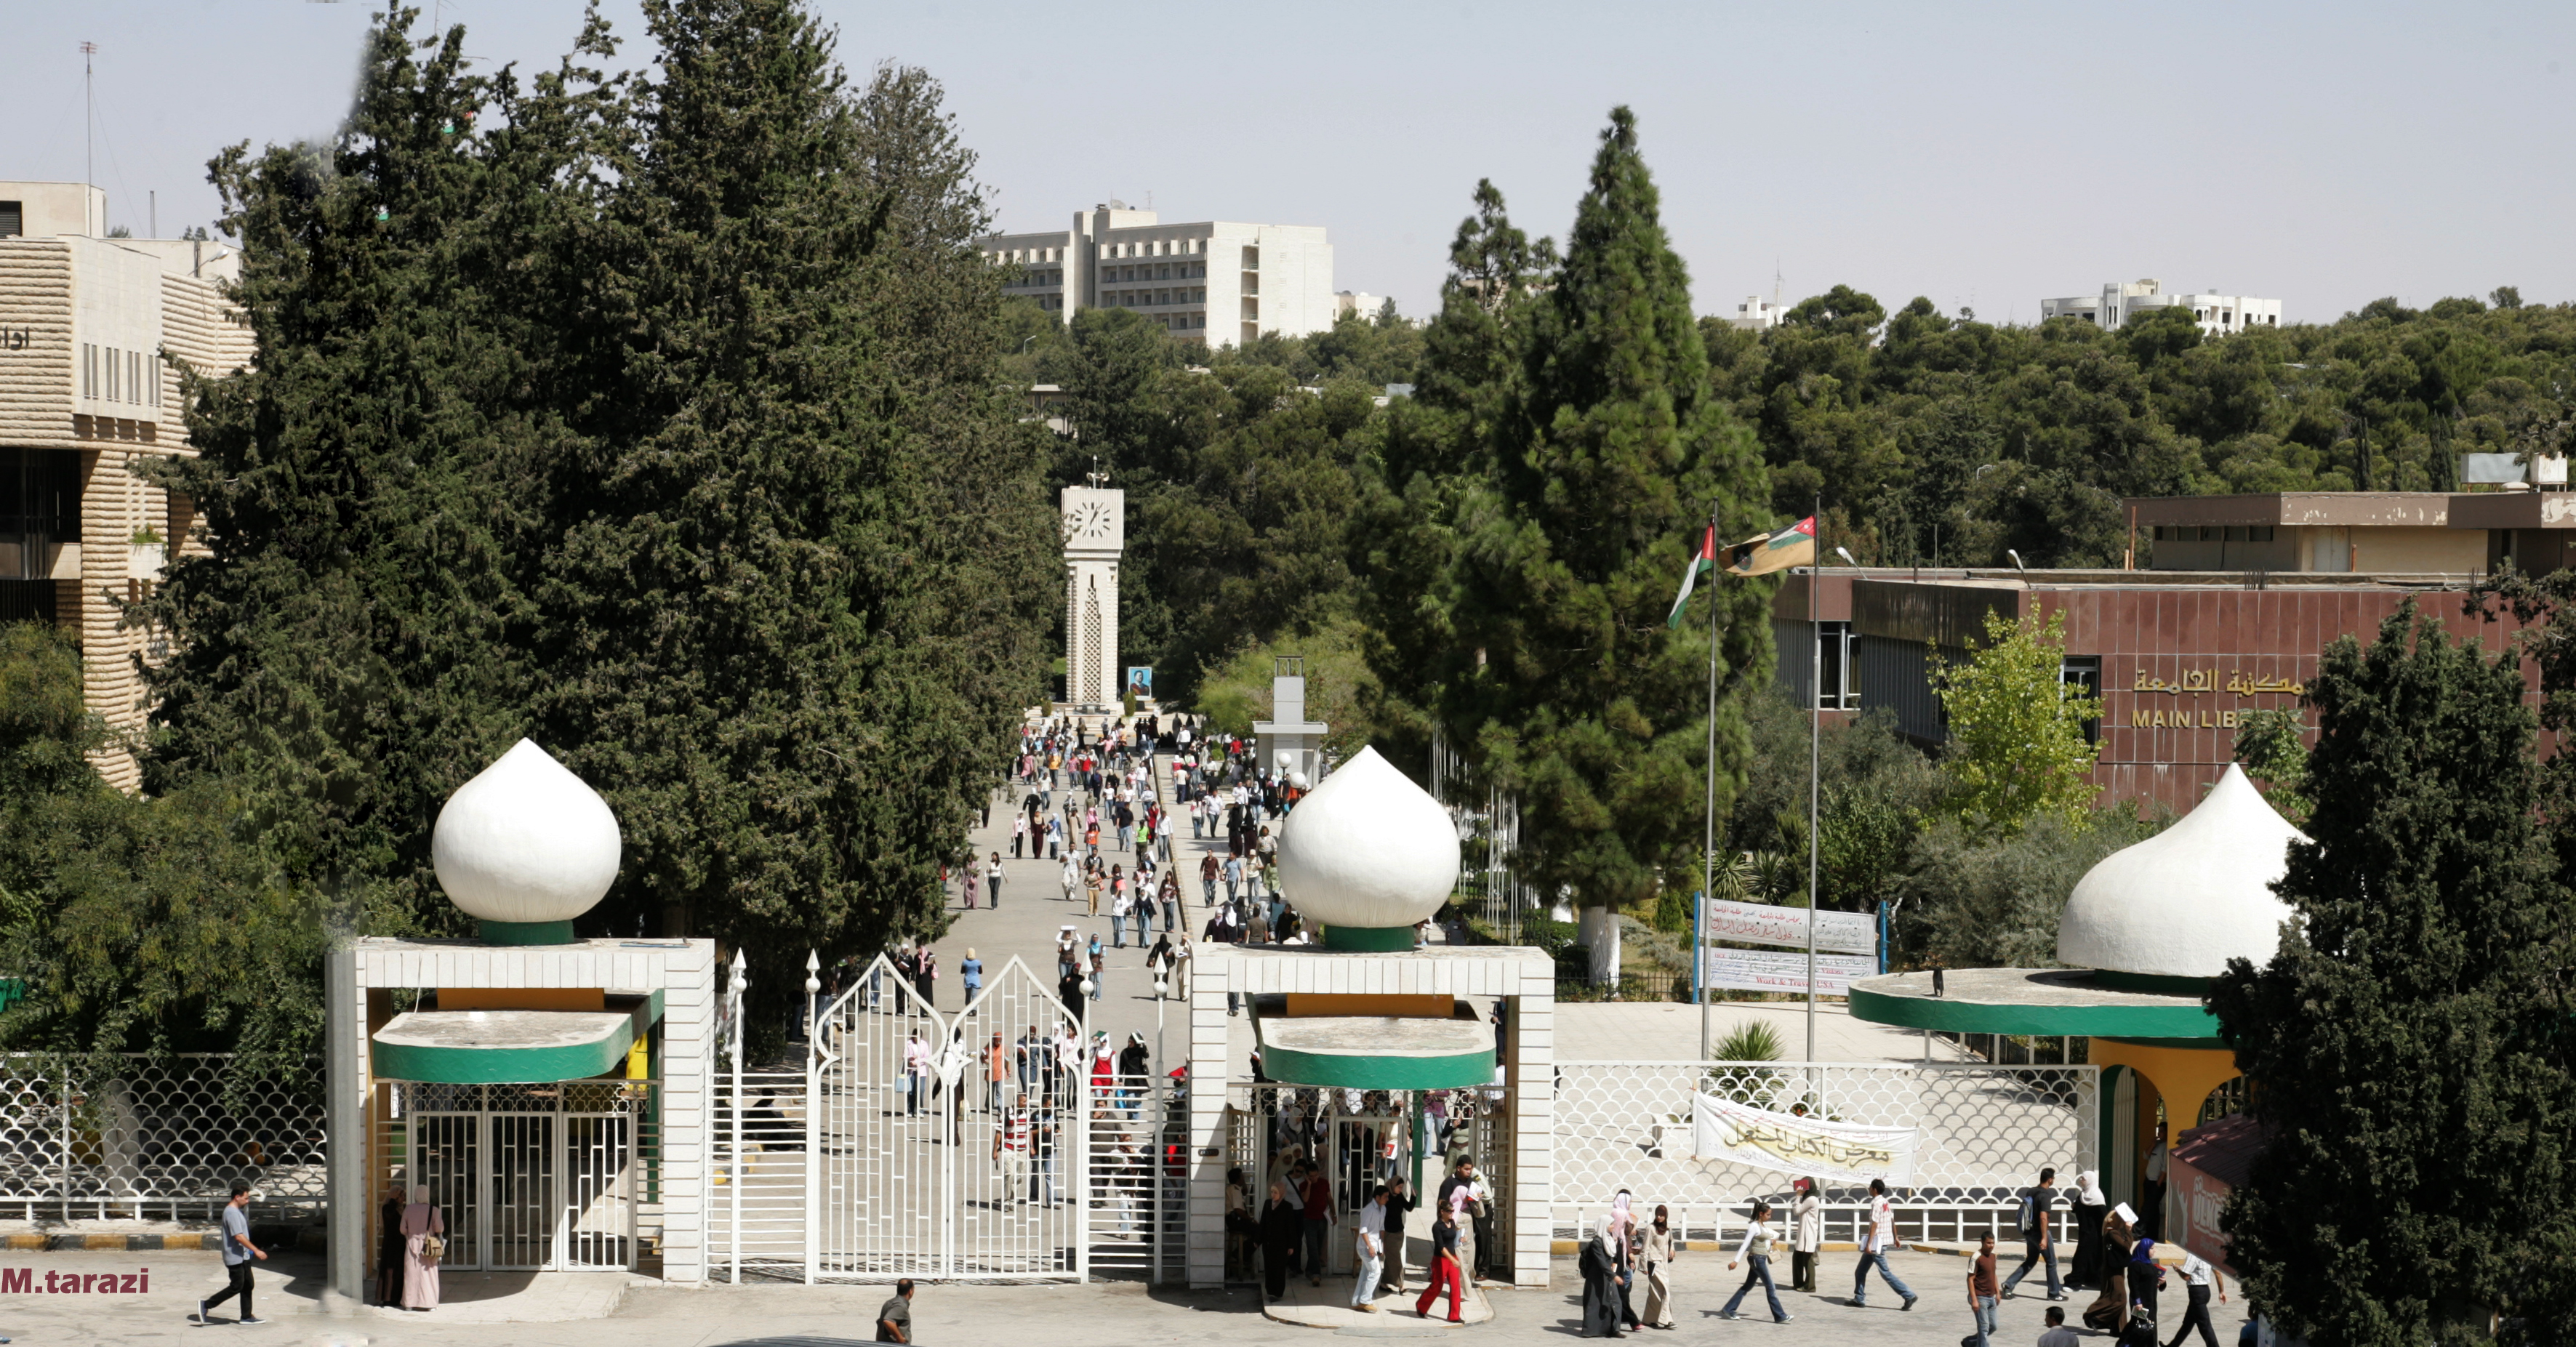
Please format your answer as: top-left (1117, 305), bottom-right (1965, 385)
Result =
top-left (81, 42), bottom-right (97, 198)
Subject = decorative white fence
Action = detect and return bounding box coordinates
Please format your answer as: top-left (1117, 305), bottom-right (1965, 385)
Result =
top-left (1552, 1060), bottom-right (2096, 1246)
top-left (0, 1055), bottom-right (326, 1222)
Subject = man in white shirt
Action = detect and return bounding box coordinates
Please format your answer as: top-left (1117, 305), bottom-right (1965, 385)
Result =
top-left (2166, 1249), bottom-right (2226, 1347)
top-left (1850, 1177), bottom-right (1919, 1311)
top-left (1353, 1185), bottom-right (1389, 1311)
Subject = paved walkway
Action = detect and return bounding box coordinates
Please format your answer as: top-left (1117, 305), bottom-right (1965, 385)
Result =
top-left (15, 1248), bottom-right (2245, 1343)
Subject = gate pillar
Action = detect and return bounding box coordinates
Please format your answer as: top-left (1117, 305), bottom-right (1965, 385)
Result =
top-left (1184, 960), bottom-right (1233, 1289)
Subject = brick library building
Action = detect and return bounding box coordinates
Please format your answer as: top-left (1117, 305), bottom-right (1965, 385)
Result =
top-left (1779, 491), bottom-right (2556, 813)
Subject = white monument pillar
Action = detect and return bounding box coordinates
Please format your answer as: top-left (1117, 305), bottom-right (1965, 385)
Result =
top-left (1061, 483), bottom-right (1124, 709)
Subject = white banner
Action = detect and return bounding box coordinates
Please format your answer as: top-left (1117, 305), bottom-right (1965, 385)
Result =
top-left (1701, 898), bottom-right (1877, 955)
top-left (1691, 1093), bottom-right (1919, 1186)
top-left (1699, 948), bottom-right (1877, 996)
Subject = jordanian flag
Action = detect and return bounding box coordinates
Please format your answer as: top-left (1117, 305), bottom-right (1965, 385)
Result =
top-left (1666, 524), bottom-right (1721, 627)
top-left (1667, 516), bottom-right (1818, 627)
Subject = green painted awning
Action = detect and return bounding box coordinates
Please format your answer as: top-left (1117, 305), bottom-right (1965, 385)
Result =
top-left (1848, 968), bottom-right (2221, 1040)
top-left (374, 994), bottom-right (660, 1084)
top-left (1251, 997), bottom-right (1497, 1090)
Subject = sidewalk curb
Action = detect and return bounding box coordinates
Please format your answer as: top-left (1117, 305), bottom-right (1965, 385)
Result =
top-left (0, 1233), bottom-right (226, 1251)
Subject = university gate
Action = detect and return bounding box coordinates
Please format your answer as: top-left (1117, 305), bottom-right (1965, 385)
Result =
top-left (713, 952), bottom-right (1176, 1282)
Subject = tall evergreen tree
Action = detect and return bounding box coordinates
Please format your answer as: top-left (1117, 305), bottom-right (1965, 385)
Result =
top-left (2209, 607), bottom-right (2576, 1342)
top-left (1432, 108), bottom-right (1773, 912)
top-left (146, 12), bottom-right (566, 935)
top-left (1353, 183), bottom-right (1554, 768)
top-left (539, 1), bottom-right (1049, 1017)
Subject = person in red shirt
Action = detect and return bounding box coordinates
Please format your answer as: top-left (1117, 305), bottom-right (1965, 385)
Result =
top-left (1967, 1231), bottom-right (2001, 1347)
top-left (1301, 1165), bottom-right (1333, 1287)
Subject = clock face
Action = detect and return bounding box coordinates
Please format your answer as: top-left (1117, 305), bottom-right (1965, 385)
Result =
top-left (1068, 501), bottom-right (1115, 540)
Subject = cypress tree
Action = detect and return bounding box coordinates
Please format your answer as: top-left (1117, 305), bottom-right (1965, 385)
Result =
top-left (147, 12), bottom-right (555, 933)
top-left (1434, 108), bottom-right (1773, 913)
top-left (541, 1), bottom-right (1049, 1020)
top-left (2209, 606), bottom-right (2576, 1342)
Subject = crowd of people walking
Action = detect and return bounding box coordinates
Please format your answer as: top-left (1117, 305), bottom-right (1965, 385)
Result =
top-left (1546, 1163), bottom-right (2225, 1345)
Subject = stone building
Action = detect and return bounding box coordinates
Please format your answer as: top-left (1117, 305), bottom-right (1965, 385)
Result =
top-left (980, 204), bottom-right (1337, 345)
top-left (0, 180), bottom-right (251, 789)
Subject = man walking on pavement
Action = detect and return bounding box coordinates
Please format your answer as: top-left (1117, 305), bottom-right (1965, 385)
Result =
top-left (1965, 1231), bottom-right (2001, 1347)
top-left (2001, 1165), bottom-right (2066, 1302)
top-left (876, 1278), bottom-right (915, 1343)
top-left (1850, 1177), bottom-right (1919, 1311)
top-left (1353, 1183), bottom-right (1389, 1312)
top-left (2164, 1247), bottom-right (2226, 1347)
top-left (196, 1183), bottom-right (270, 1325)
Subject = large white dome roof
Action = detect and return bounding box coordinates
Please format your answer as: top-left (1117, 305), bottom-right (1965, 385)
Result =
top-left (2056, 764), bottom-right (2305, 978)
top-left (1275, 747), bottom-right (1459, 930)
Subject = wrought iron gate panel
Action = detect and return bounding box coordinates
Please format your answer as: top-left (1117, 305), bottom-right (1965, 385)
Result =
top-left (805, 952), bottom-right (1086, 1282)
top-left (408, 1113), bottom-right (483, 1272)
top-left (563, 1113), bottom-right (632, 1271)
top-left (488, 1114), bottom-right (555, 1271)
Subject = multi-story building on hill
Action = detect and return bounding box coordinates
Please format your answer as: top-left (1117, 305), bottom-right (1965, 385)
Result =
top-left (0, 181), bottom-right (252, 789)
top-left (979, 203), bottom-right (1336, 345)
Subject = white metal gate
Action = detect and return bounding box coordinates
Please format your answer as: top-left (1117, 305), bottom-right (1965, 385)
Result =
top-left (393, 1082), bottom-right (645, 1274)
top-left (714, 950), bottom-right (1103, 1282)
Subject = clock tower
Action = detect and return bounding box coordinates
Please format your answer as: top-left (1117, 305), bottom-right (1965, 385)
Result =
top-left (1060, 482), bottom-right (1125, 709)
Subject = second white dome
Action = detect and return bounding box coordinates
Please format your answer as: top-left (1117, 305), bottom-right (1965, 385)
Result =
top-left (1275, 747), bottom-right (1459, 930)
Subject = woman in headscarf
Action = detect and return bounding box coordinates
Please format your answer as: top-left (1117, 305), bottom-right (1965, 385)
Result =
top-left (1789, 1177), bottom-right (1823, 1292)
top-left (399, 1183), bottom-right (444, 1311)
top-left (2070, 1170), bottom-right (2108, 1291)
top-left (1257, 1177), bottom-right (1304, 1301)
top-left (2083, 1206), bottom-right (2134, 1332)
top-left (1609, 1192), bottom-right (1642, 1330)
top-left (1579, 1211), bottom-right (1626, 1338)
top-left (1637, 1203), bottom-right (1679, 1328)
top-left (375, 1182), bottom-right (406, 1306)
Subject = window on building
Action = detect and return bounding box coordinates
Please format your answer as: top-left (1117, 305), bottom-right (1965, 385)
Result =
top-left (0, 447), bottom-right (80, 583)
top-left (1814, 621), bottom-right (1858, 710)
top-left (2061, 655), bottom-right (2103, 744)
top-left (2248, 526), bottom-right (2274, 542)
top-left (0, 201), bottom-right (22, 238)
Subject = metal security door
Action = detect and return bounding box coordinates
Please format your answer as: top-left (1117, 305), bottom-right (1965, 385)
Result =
top-left (488, 1114), bottom-right (555, 1271)
top-left (409, 1113), bottom-right (483, 1272)
top-left (563, 1111), bottom-right (633, 1271)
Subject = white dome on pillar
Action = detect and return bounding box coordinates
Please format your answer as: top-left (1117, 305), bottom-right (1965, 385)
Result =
top-left (433, 739), bottom-right (622, 943)
top-left (1276, 747), bottom-right (1459, 933)
top-left (2056, 764), bottom-right (2304, 978)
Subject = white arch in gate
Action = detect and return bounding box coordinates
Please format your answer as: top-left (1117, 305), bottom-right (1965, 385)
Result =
top-left (804, 952), bottom-right (1091, 1282)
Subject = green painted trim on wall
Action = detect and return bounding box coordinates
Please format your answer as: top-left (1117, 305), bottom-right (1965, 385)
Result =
top-left (1257, 1043), bottom-right (1496, 1090)
top-left (372, 1018), bottom-right (636, 1084)
top-left (1321, 925), bottom-right (1418, 952)
top-left (2090, 970), bottom-right (2214, 997)
top-left (478, 920), bottom-right (577, 946)
top-left (1847, 985), bottom-right (2221, 1040)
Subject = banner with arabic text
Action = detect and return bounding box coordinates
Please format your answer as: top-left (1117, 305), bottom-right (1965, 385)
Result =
top-left (1700, 948), bottom-right (1877, 996)
top-left (1692, 1093), bottom-right (1919, 1186)
top-left (1701, 898), bottom-right (1877, 955)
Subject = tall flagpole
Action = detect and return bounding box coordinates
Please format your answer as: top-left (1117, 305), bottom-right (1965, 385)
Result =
top-left (1700, 500), bottom-right (1719, 1063)
top-left (1807, 495), bottom-right (1821, 1065)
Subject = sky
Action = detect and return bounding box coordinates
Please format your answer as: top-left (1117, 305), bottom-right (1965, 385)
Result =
top-left (7, 1), bottom-right (2573, 326)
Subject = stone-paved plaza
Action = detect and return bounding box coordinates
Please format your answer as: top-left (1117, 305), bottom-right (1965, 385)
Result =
top-left (8, 1245), bottom-right (2250, 1343)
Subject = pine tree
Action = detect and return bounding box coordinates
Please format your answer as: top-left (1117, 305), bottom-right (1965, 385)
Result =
top-left (1434, 108), bottom-right (1773, 912)
top-left (2208, 606), bottom-right (2576, 1342)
